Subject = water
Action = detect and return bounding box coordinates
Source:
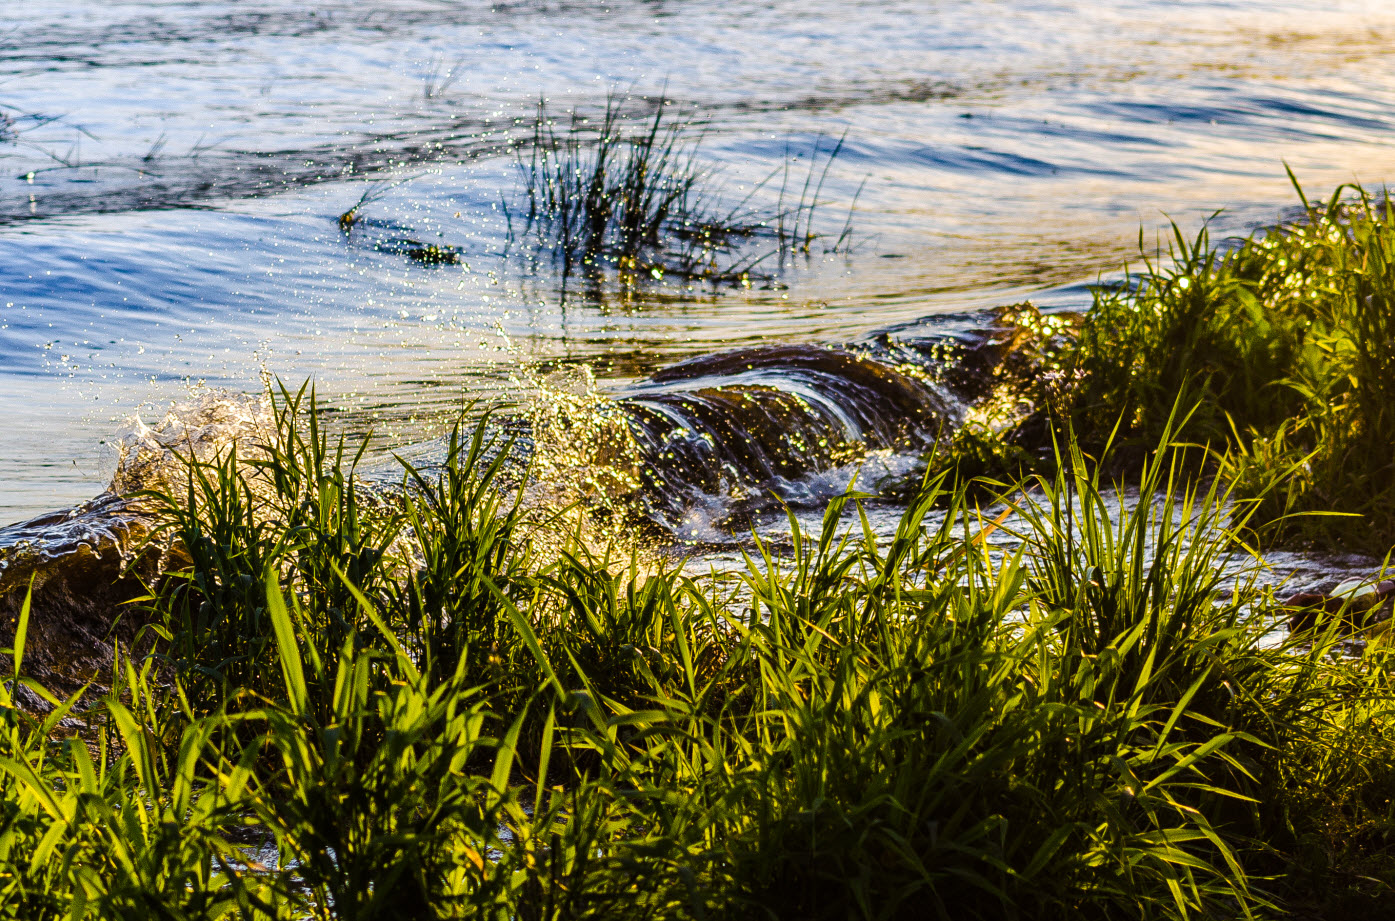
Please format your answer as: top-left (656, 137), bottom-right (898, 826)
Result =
top-left (5, 0), bottom-right (1395, 557)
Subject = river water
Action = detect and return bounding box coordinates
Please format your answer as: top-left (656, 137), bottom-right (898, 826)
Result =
top-left (4, 0), bottom-right (1395, 546)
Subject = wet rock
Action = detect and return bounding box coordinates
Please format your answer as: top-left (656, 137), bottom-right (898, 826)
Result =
top-left (0, 495), bottom-right (162, 704)
top-left (874, 303), bottom-right (1081, 405)
top-left (1282, 579), bottom-right (1395, 636)
top-left (624, 343), bottom-right (954, 529)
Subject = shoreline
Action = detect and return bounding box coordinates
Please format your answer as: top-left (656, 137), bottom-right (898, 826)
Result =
top-left (3, 183), bottom-right (1395, 917)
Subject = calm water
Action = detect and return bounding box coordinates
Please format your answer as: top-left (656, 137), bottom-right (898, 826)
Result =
top-left (5, 0), bottom-right (1395, 523)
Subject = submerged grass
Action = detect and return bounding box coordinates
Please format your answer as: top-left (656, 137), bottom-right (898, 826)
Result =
top-left (337, 178), bottom-right (464, 267)
top-left (3, 385), bottom-right (1395, 918)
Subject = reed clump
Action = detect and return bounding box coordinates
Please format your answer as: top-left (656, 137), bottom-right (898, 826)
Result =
top-left (1, 387), bottom-right (1393, 918)
top-left (507, 95), bottom-right (853, 293)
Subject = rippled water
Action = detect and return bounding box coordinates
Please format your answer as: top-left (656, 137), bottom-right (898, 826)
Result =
top-left (5, 0), bottom-right (1395, 530)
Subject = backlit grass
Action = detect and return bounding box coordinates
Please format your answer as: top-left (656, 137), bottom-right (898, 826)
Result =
top-left (933, 179), bottom-right (1395, 556)
top-left (2, 386), bottom-right (1394, 918)
top-left (1073, 180), bottom-right (1395, 553)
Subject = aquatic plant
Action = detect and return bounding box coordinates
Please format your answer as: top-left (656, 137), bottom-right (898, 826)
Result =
top-left (421, 54), bottom-right (467, 100)
top-left (371, 237), bottom-right (462, 265)
top-left (337, 179), bottom-right (399, 234)
top-left (507, 95), bottom-right (854, 293)
top-left (335, 177), bottom-right (465, 267)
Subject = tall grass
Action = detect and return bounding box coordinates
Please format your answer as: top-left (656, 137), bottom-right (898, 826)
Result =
top-left (1059, 180), bottom-right (1395, 552)
top-left (143, 383), bottom-right (404, 717)
top-left (3, 388), bottom-right (1392, 917)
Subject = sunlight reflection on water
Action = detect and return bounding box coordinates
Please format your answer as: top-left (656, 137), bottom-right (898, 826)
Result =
top-left (5, 0), bottom-right (1395, 527)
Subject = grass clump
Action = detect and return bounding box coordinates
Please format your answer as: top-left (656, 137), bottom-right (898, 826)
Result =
top-left (507, 95), bottom-right (853, 293)
top-left (337, 178), bottom-right (464, 268)
top-left (934, 180), bottom-right (1395, 555)
top-left (1068, 181), bottom-right (1395, 552)
top-left (3, 388), bottom-right (1395, 917)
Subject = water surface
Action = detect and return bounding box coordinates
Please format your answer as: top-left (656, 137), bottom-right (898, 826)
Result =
top-left (5, 0), bottom-right (1395, 527)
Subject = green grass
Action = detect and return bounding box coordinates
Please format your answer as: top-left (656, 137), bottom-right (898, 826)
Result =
top-left (3, 385), bottom-right (1395, 918)
top-left (7, 178), bottom-right (1395, 919)
top-left (935, 179), bottom-right (1395, 555)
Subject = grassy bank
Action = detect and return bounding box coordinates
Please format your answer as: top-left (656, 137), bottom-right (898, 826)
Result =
top-left (2, 381), bottom-right (1395, 919)
top-left (7, 180), bottom-right (1395, 918)
top-left (962, 179), bottom-right (1395, 556)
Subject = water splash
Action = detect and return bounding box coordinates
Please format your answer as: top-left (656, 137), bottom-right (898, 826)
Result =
top-left (107, 390), bottom-right (274, 497)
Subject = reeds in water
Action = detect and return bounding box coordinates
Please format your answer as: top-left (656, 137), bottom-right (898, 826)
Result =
top-left (507, 95), bottom-right (854, 293)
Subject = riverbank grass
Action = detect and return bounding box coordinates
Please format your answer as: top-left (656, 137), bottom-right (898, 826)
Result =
top-left (8, 177), bottom-right (1395, 917)
top-left (1075, 181), bottom-right (1395, 552)
top-left (937, 180), bottom-right (1395, 556)
top-left (1, 385), bottom-right (1393, 918)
